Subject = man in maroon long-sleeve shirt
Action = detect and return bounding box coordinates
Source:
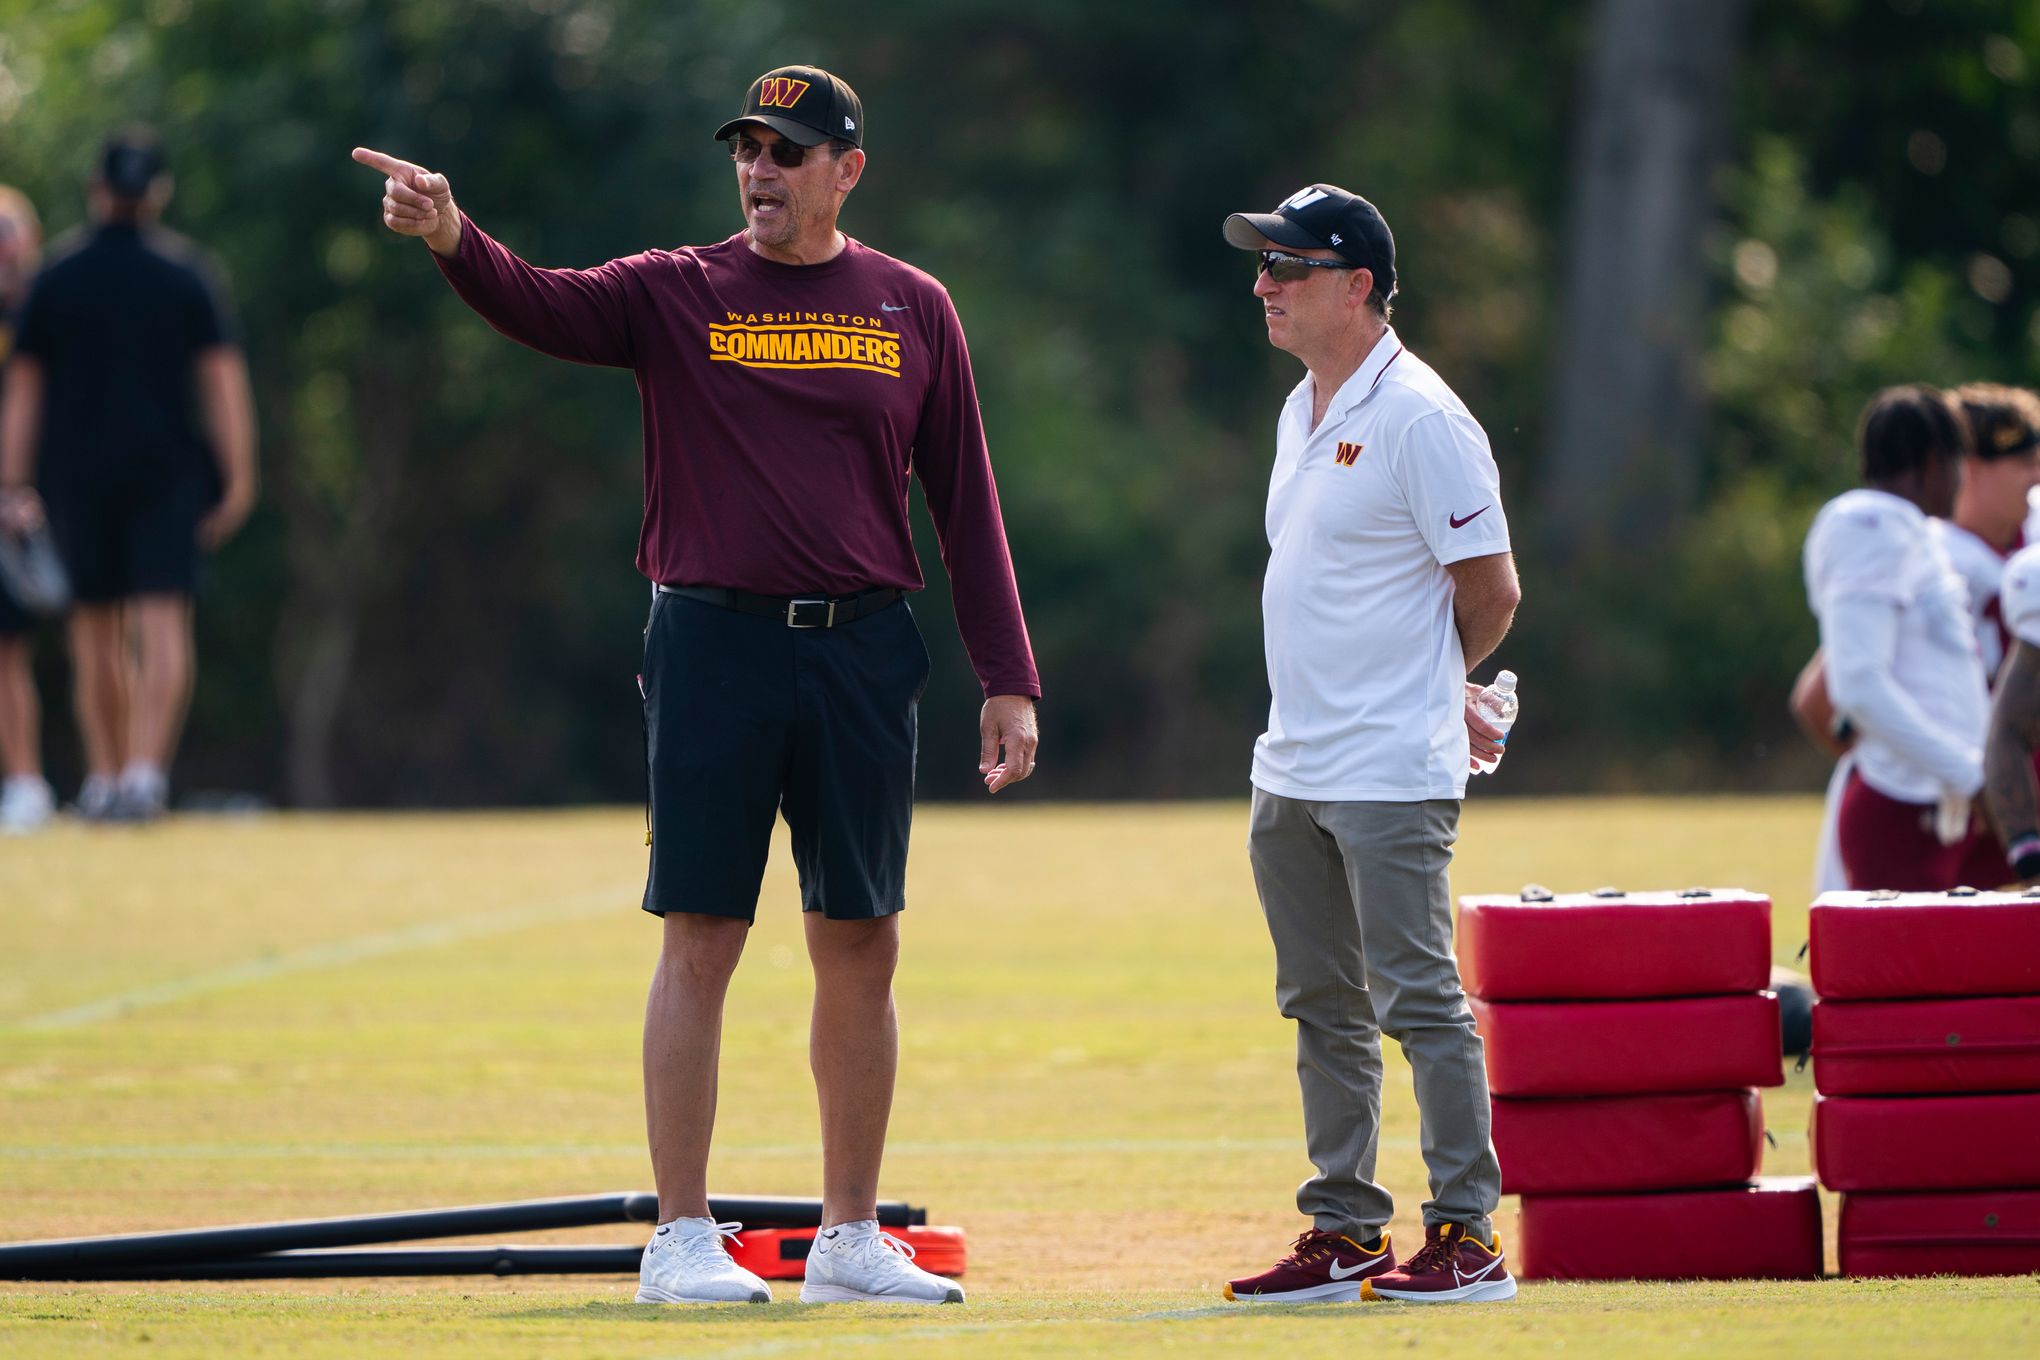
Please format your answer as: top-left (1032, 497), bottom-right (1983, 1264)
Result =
top-left (354, 65), bottom-right (1038, 1307)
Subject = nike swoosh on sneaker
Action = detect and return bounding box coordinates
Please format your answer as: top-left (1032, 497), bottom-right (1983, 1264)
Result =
top-left (1328, 1258), bottom-right (1375, 1280)
top-left (1453, 1255), bottom-right (1504, 1287)
top-left (1449, 506), bottom-right (1491, 529)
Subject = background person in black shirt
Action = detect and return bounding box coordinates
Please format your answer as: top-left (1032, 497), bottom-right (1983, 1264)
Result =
top-left (0, 131), bottom-right (256, 821)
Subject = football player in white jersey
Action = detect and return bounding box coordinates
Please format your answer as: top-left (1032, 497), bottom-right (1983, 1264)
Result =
top-left (1794, 384), bottom-right (2040, 891)
top-left (1802, 386), bottom-right (2001, 891)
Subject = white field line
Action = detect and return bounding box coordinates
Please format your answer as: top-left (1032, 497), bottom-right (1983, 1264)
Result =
top-left (0, 1134), bottom-right (1423, 1161)
top-left (7, 883), bottom-right (640, 1032)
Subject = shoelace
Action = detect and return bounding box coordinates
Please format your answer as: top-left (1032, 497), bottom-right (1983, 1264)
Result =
top-left (659, 1220), bottom-right (746, 1267)
top-left (1277, 1229), bottom-right (1340, 1268)
top-left (842, 1231), bottom-right (921, 1275)
top-left (1399, 1230), bottom-right (1459, 1275)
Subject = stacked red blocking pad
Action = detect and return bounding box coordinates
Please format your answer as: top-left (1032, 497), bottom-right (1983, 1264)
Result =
top-left (1460, 887), bottom-right (1818, 1281)
top-left (1809, 887), bottom-right (2040, 1278)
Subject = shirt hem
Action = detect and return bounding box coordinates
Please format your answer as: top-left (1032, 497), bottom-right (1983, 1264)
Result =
top-left (1251, 774), bottom-right (1466, 803)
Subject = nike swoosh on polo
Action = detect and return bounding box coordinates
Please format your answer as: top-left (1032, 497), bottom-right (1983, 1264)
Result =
top-left (1453, 1255), bottom-right (1504, 1287)
top-left (880, 303), bottom-right (909, 312)
top-left (1327, 1259), bottom-right (1374, 1280)
top-left (1449, 506), bottom-right (1491, 529)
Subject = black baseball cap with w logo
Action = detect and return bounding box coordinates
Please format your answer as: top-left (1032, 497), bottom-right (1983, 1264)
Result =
top-left (1223, 183), bottom-right (1396, 299)
top-left (713, 65), bottom-right (864, 148)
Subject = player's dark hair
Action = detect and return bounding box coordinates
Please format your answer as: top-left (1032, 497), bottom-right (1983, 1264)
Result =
top-left (1951, 382), bottom-right (2040, 462)
top-left (1858, 385), bottom-right (1968, 485)
top-left (98, 126), bottom-right (167, 203)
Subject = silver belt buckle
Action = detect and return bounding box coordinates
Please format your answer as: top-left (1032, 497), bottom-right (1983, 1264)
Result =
top-left (786, 598), bottom-right (835, 628)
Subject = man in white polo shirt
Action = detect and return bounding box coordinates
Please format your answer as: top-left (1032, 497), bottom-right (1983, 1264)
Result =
top-left (1217, 184), bottom-right (1521, 1306)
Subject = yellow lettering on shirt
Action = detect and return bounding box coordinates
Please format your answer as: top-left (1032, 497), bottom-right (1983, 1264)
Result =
top-left (707, 314), bottom-right (905, 378)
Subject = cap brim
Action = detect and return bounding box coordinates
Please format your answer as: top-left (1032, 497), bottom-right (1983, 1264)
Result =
top-left (711, 115), bottom-right (832, 147)
top-left (1222, 211), bottom-right (1326, 252)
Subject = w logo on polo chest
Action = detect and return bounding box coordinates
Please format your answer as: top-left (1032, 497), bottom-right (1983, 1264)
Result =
top-left (1334, 441), bottom-right (1364, 466)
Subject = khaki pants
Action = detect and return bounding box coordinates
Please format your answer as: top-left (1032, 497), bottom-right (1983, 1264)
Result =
top-left (1248, 788), bottom-right (1500, 1241)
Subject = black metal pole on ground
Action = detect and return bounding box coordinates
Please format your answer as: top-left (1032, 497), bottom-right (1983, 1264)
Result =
top-left (0, 1193), bottom-right (924, 1274)
top-left (3, 1245), bottom-right (649, 1281)
top-left (709, 1196), bottom-right (924, 1230)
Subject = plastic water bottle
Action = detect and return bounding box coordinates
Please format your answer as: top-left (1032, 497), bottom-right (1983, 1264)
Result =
top-left (1471, 670), bottom-right (1518, 775)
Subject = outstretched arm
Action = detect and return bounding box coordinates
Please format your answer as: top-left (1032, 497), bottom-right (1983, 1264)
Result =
top-left (349, 146), bottom-right (633, 368)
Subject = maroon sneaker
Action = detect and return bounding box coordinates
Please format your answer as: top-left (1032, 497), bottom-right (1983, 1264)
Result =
top-left (1224, 1228), bottom-right (1395, 1302)
top-left (1361, 1222), bottom-right (1516, 1303)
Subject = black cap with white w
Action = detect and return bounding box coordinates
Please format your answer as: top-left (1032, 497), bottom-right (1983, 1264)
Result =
top-left (1223, 183), bottom-right (1397, 300)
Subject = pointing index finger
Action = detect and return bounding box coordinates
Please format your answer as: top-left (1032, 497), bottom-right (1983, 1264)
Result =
top-left (351, 147), bottom-right (421, 181)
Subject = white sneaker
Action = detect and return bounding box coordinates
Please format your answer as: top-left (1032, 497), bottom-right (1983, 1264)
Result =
top-left (0, 775), bottom-right (55, 834)
top-left (115, 763), bottom-right (168, 822)
top-left (74, 774), bottom-right (118, 821)
top-left (635, 1218), bottom-right (771, 1304)
top-left (800, 1221), bottom-right (965, 1304)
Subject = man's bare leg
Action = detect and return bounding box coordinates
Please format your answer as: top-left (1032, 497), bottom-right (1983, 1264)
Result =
top-left (643, 912), bottom-right (750, 1223)
top-left (126, 593), bottom-right (193, 774)
top-left (0, 637), bottom-right (39, 780)
top-left (804, 912), bottom-right (900, 1229)
top-left (67, 603), bottom-right (129, 787)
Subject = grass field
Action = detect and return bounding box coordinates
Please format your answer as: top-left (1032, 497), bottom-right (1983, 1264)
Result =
top-left (2, 797), bottom-right (2034, 1357)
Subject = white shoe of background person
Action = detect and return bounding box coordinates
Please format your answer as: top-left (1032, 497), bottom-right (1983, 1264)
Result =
top-left (635, 1218), bottom-right (771, 1304)
top-left (799, 1221), bottom-right (965, 1304)
top-left (0, 774), bottom-right (55, 834)
top-left (73, 773), bottom-right (118, 822)
top-left (113, 763), bottom-right (169, 823)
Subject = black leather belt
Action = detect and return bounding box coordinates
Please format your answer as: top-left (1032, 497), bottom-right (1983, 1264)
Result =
top-left (656, 584), bottom-right (903, 629)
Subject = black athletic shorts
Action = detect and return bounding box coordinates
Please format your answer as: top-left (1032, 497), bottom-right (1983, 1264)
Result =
top-left (0, 568), bottom-right (28, 636)
top-left (639, 589), bottom-right (930, 923)
top-left (45, 471), bottom-right (213, 604)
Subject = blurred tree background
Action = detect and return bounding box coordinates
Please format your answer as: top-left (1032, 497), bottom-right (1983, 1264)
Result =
top-left (0, 0), bottom-right (2035, 806)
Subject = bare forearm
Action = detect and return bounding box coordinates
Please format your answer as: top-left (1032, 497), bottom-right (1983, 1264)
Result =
top-left (200, 349), bottom-right (257, 496)
top-left (0, 359), bottom-right (42, 487)
top-left (1984, 726), bottom-right (2038, 844)
top-left (1447, 552), bottom-right (1521, 672)
top-left (1455, 603), bottom-right (1515, 672)
top-left (1984, 645), bottom-right (2040, 844)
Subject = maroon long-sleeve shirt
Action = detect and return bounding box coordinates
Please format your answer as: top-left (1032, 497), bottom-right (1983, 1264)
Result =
top-left (434, 216), bottom-right (1040, 698)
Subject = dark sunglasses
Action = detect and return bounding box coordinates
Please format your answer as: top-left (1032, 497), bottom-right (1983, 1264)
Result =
top-left (1257, 249), bottom-right (1357, 284)
top-left (728, 135), bottom-right (814, 169)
